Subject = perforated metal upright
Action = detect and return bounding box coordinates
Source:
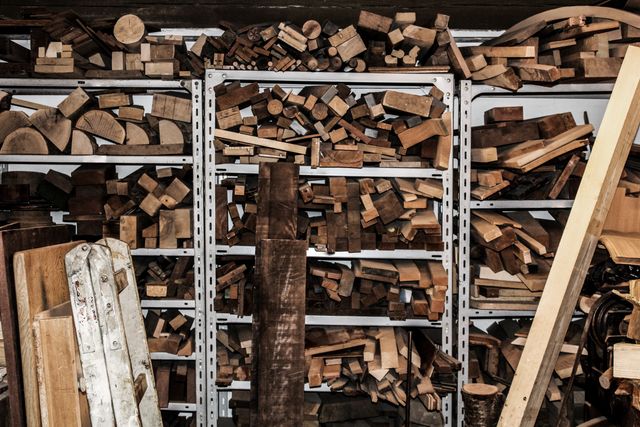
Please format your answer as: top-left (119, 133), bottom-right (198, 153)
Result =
top-left (0, 78), bottom-right (207, 426)
top-left (205, 70), bottom-right (456, 426)
top-left (456, 81), bottom-right (615, 426)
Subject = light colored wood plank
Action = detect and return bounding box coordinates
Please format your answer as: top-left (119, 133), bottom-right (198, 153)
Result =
top-left (14, 241), bottom-right (81, 427)
top-left (216, 129), bottom-right (307, 155)
top-left (498, 46), bottom-right (640, 427)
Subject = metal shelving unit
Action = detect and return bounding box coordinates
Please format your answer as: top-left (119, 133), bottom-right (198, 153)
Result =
top-left (456, 80), bottom-right (615, 426)
top-left (0, 79), bottom-right (207, 426)
top-left (205, 71), bottom-right (456, 426)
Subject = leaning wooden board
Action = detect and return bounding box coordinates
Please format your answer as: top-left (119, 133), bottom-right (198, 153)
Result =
top-left (15, 241), bottom-right (82, 427)
top-left (0, 225), bottom-right (73, 427)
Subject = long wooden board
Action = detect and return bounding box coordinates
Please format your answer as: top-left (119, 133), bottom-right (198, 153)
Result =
top-left (14, 241), bottom-right (82, 427)
top-left (0, 225), bottom-right (73, 427)
top-left (256, 239), bottom-right (307, 427)
top-left (498, 46), bottom-right (640, 427)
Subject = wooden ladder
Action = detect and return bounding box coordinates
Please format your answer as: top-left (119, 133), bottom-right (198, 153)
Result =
top-left (65, 239), bottom-right (162, 426)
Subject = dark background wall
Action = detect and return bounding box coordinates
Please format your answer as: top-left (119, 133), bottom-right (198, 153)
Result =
top-left (0, 0), bottom-right (624, 30)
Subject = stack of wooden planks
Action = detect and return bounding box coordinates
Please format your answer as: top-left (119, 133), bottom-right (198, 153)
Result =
top-left (195, 10), bottom-right (461, 73)
top-left (136, 256), bottom-right (195, 300)
top-left (216, 176), bottom-right (443, 252)
top-left (34, 41), bottom-right (76, 74)
top-left (308, 259), bottom-right (448, 321)
top-left (214, 257), bottom-right (448, 321)
top-left (1, 165), bottom-right (194, 249)
top-left (218, 325), bottom-right (460, 406)
top-left (25, 12), bottom-right (202, 78)
top-left (213, 81), bottom-right (451, 169)
top-left (0, 87), bottom-right (191, 155)
top-left (145, 309), bottom-right (194, 357)
top-left (471, 210), bottom-right (565, 310)
top-left (471, 107), bottom-right (592, 200)
top-left (459, 8), bottom-right (640, 89)
top-left (468, 318), bottom-right (588, 425)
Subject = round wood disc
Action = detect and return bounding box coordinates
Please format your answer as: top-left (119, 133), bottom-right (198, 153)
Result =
top-left (302, 20), bottom-right (322, 39)
top-left (462, 383), bottom-right (499, 398)
top-left (114, 14), bottom-right (146, 46)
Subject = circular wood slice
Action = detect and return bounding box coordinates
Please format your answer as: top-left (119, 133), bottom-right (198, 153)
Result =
top-left (328, 56), bottom-right (343, 72)
top-left (76, 110), bottom-right (126, 144)
top-left (0, 110), bottom-right (30, 145)
top-left (311, 103), bottom-right (328, 121)
top-left (159, 120), bottom-right (184, 145)
top-left (302, 20), bottom-right (322, 39)
top-left (114, 14), bottom-right (146, 46)
top-left (30, 108), bottom-right (72, 153)
top-left (267, 99), bottom-right (283, 116)
top-left (462, 383), bottom-right (499, 398)
top-left (1, 128), bottom-right (48, 154)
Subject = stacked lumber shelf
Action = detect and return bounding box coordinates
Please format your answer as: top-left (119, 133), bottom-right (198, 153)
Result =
top-left (0, 11), bottom-right (202, 78)
top-left (0, 86), bottom-right (191, 156)
top-left (197, 10), bottom-right (463, 73)
top-left (455, 81), bottom-right (613, 425)
top-left (206, 72), bottom-right (455, 426)
top-left (458, 6), bottom-right (640, 90)
top-left (217, 325), bottom-right (460, 425)
top-left (0, 80), bottom-right (204, 422)
top-left (466, 318), bottom-right (590, 425)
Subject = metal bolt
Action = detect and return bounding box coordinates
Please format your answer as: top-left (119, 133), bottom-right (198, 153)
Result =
top-left (113, 341), bottom-right (118, 346)
top-left (82, 245), bottom-right (89, 251)
top-left (101, 275), bottom-right (108, 282)
top-left (106, 303), bottom-right (112, 309)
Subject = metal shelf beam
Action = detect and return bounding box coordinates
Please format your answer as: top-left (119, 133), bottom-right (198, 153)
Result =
top-left (131, 248), bottom-right (195, 256)
top-left (0, 155), bottom-right (192, 164)
top-left (217, 314), bottom-right (442, 328)
top-left (471, 200), bottom-right (574, 209)
top-left (141, 299), bottom-right (195, 309)
top-left (215, 245), bottom-right (445, 260)
top-left (216, 164), bottom-right (445, 179)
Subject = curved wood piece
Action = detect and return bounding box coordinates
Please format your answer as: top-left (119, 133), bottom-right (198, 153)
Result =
top-left (1, 128), bottom-right (49, 154)
top-left (507, 6), bottom-right (640, 33)
top-left (76, 110), bottom-right (126, 144)
top-left (0, 110), bottom-right (30, 144)
top-left (125, 122), bottom-right (151, 145)
top-left (29, 108), bottom-right (72, 153)
top-left (70, 129), bottom-right (97, 155)
top-left (158, 120), bottom-right (184, 145)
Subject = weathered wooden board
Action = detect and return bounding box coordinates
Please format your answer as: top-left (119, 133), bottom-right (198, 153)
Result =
top-left (256, 239), bottom-right (307, 427)
top-left (0, 225), bottom-right (73, 427)
top-left (33, 302), bottom-right (90, 427)
top-left (498, 46), bottom-right (640, 427)
top-left (14, 241), bottom-right (82, 427)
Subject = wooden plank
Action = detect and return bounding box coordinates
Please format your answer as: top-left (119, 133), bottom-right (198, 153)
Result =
top-left (14, 241), bottom-right (81, 427)
top-left (498, 46), bottom-right (640, 427)
top-left (256, 163), bottom-right (299, 242)
top-left (216, 129), bottom-right (307, 155)
top-left (256, 239), bottom-right (307, 427)
top-left (0, 225), bottom-right (73, 427)
top-left (34, 303), bottom-right (90, 427)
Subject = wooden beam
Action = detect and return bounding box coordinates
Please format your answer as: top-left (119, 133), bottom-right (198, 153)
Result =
top-left (498, 46), bottom-right (640, 427)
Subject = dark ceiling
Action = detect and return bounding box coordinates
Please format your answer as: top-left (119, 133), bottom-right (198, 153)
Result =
top-left (0, 0), bottom-right (633, 30)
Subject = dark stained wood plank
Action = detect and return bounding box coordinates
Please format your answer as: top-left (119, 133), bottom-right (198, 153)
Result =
top-left (255, 162), bottom-right (299, 242)
top-left (255, 239), bottom-right (307, 427)
top-left (0, 225), bottom-right (73, 427)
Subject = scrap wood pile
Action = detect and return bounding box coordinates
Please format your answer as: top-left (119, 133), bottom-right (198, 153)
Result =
top-left (467, 318), bottom-right (590, 425)
top-left (216, 176), bottom-right (444, 252)
top-left (0, 88), bottom-right (191, 156)
top-left (214, 257), bottom-right (448, 321)
top-left (470, 107), bottom-right (592, 201)
top-left (460, 7), bottom-right (640, 90)
top-left (217, 325), bottom-right (459, 405)
top-left (213, 80), bottom-right (451, 169)
top-left (0, 164), bottom-right (194, 249)
top-left (135, 256), bottom-right (194, 300)
top-left (196, 10), bottom-right (463, 73)
top-left (153, 360), bottom-right (197, 409)
top-left (471, 210), bottom-right (565, 311)
top-left (145, 309), bottom-right (194, 357)
top-left (0, 11), bottom-right (204, 78)
top-left (229, 391), bottom-right (447, 427)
